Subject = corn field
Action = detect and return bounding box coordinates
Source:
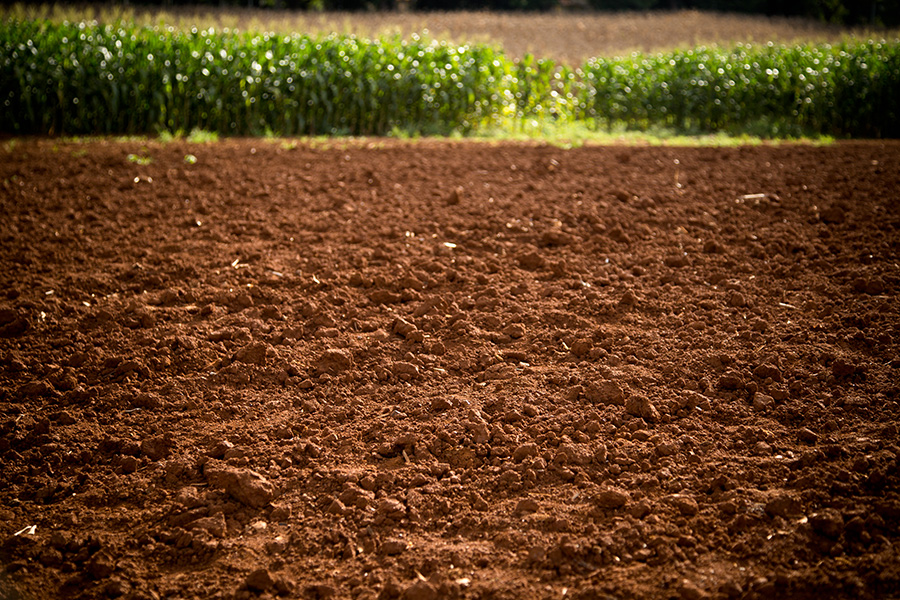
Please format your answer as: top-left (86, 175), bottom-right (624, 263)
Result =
top-left (577, 41), bottom-right (900, 138)
top-left (1, 18), bottom-right (898, 138)
top-left (0, 19), bottom-right (510, 136)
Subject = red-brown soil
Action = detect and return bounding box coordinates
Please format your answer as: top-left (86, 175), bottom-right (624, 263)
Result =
top-left (1, 138), bottom-right (899, 600)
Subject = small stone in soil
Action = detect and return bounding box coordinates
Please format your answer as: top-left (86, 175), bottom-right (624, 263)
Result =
top-left (503, 323), bottom-right (526, 338)
top-left (445, 186), bottom-right (463, 206)
top-left (728, 291), bottom-right (747, 307)
top-left (270, 504), bottom-right (291, 522)
top-left (392, 317), bottom-right (419, 338)
top-left (655, 440), bottom-right (678, 457)
top-left (702, 239), bottom-right (721, 253)
top-left (304, 583), bottom-right (335, 598)
top-left (819, 205), bottom-right (846, 224)
top-left (50, 410), bottom-right (77, 425)
top-left (753, 363), bottom-right (782, 382)
top-left (664, 254), bottom-right (690, 268)
top-left (86, 551), bottom-right (115, 578)
top-left (102, 579), bottom-right (129, 598)
top-left (753, 441), bottom-right (773, 455)
top-left (677, 579), bottom-right (710, 600)
top-left (265, 536), bottom-right (287, 554)
top-left (120, 456), bottom-right (139, 473)
top-left (377, 498), bottom-right (406, 520)
top-left (570, 338), bottom-right (592, 357)
top-left (0, 310), bottom-right (29, 337)
top-left (132, 392), bottom-right (161, 409)
top-left (370, 290), bottom-right (403, 304)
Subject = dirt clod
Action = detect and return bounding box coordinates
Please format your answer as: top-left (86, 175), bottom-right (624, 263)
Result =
top-left (316, 348), bottom-right (353, 375)
top-left (245, 568), bottom-right (275, 592)
top-left (752, 393), bottom-right (775, 412)
top-left (381, 538), bottom-right (408, 555)
top-left (585, 380), bottom-right (626, 406)
top-left (234, 342), bottom-right (271, 366)
top-left (188, 513), bottom-right (227, 538)
top-left (668, 494), bottom-right (700, 516)
top-left (141, 434), bottom-right (173, 461)
top-left (206, 464), bottom-right (275, 508)
top-left (516, 497), bottom-right (540, 513)
top-left (404, 579), bottom-right (438, 600)
top-left (764, 493), bottom-right (803, 518)
top-left (625, 396), bottom-right (660, 421)
top-left (594, 488), bottom-right (630, 509)
top-left (809, 509), bottom-right (845, 538)
top-left (517, 250), bottom-right (545, 271)
top-left (717, 371), bottom-right (745, 390)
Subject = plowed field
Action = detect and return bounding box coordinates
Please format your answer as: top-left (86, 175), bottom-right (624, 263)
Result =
top-left (1, 139), bottom-right (899, 600)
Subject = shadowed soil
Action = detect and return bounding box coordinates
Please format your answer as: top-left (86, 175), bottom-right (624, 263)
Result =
top-left (1, 138), bottom-right (899, 600)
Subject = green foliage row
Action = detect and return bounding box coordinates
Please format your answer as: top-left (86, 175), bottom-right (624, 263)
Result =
top-left (576, 40), bottom-right (900, 137)
top-left (1, 19), bottom-right (898, 138)
top-left (0, 19), bottom-right (510, 136)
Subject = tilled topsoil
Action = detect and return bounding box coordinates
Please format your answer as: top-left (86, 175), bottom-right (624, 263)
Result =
top-left (1, 138), bottom-right (899, 600)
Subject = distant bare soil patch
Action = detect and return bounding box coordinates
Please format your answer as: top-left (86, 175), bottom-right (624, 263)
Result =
top-left (290, 9), bottom-right (892, 63)
top-left (11, 5), bottom-right (898, 63)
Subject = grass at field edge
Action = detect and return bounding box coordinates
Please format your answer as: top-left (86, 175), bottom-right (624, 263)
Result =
top-left (2, 128), bottom-right (836, 154)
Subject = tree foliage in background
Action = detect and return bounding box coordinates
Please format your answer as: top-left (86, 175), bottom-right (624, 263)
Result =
top-left (0, 0), bottom-right (896, 26)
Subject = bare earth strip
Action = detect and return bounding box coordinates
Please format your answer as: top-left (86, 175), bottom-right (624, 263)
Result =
top-left (8, 6), bottom-right (898, 63)
top-left (0, 138), bottom-right (899, 600)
